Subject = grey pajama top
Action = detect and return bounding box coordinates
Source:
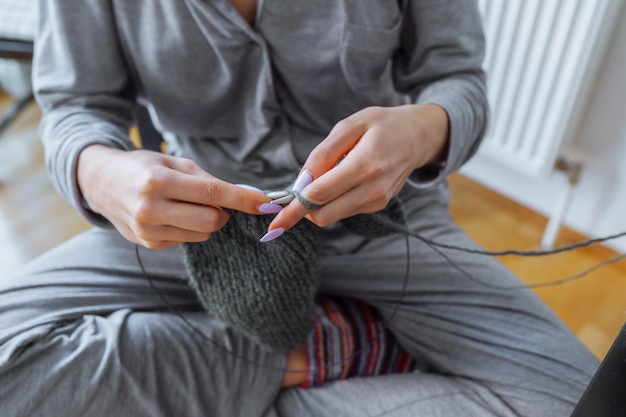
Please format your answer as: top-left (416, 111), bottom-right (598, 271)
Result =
top-left (34, 0), bottom-right (488, 227)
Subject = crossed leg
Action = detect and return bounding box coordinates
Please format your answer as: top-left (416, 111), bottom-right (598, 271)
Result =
top-left (278, 202), bottom-right (598, 416)
top-left (0, 199), bottom-right (599, 416)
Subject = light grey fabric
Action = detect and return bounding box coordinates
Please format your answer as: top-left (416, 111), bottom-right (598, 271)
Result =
top-left (2, 1), bottom-right (598, 416)
top-left (33, 0), bottom-right (488, 227)
top-left (0, 187), bottom-right (598, 416)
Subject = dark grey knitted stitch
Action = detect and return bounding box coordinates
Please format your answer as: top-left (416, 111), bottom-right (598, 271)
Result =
top-left (182, 197), bottom-right (407, 353)
top-left (182, 213), bottom-right (320, 353)
top-left (340, 196), bottom-right (407, 237)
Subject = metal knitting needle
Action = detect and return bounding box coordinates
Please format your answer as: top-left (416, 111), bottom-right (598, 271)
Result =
top-left (265, 190), bottom-right (291, 199)
top-left (270, 193), bottom-right (295, 205)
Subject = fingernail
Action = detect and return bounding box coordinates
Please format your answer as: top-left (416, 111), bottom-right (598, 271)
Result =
top-left (258, 203), bottom-right (283, 214)
top-left (260, 228), bottom-right (285, 243)
top-left (236, 184), bottom-right (264, 193)
top-left (292, 170), bottom-right (313, 193)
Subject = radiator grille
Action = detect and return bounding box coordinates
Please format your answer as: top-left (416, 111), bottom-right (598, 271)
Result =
top-left (475, 0), bottom-right (620, 177)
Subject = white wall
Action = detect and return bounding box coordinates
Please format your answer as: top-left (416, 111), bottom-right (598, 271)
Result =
top-left (462, 2), bottom-right (626, 252)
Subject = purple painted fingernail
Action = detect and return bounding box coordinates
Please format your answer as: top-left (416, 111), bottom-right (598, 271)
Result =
top-left (258, 203), bottom-right (283, 214)
top-left (292, 170), bottom-right (313, 193)
top-left (260, 228), bottom-right (285, 243)
top-left (236, 183), bottom-right (264, 193)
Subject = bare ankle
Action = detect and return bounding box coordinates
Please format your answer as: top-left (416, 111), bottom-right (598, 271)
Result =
top-left (281, 344), bottom-right (308, 388)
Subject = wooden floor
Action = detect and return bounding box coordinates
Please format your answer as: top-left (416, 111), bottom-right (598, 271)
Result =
top-left (0, 96), bottom-right (91, 276)
top-left (449, 174), bottom-right (626, 360)
top-left (1, 93), bottom-right (625, 360)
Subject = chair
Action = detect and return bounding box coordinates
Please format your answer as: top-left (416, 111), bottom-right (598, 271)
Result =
top-left (0, 0), bottom-right (36, 137)
top-left (136, 105), bottom-right (164, 153)
top-left (0, 1), bottom-right (161, 153)
top-left (570, 323), bottom-right (626, 416)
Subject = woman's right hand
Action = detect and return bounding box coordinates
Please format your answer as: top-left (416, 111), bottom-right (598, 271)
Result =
top-left (77, 145), bottom-right (278, 249)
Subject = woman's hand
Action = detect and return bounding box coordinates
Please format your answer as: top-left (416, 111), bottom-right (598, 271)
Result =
top-left (77, 145), bottom-right (278, 249)
top-left (264, 104), bottom-right (449, 240)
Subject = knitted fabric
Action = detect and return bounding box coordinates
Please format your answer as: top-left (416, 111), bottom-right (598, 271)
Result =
top-left (340, 196), bottom-right (407, 237)
top-left (182, 213), bottom-right (321, 353)
top-left (182, 197), bottom-right (407, 353)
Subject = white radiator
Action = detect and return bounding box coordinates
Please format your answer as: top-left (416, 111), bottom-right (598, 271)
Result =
top-left (475, 0), bottom-right (622, 178)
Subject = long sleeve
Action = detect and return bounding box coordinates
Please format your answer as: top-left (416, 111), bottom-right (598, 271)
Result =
top-left (393, 0), bottom-right (489, 186)
top-left (34, 0), bottom-right (137, 227)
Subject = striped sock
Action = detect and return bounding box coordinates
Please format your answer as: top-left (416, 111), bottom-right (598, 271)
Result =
top-left (300, 296), bottom-right (414, 388)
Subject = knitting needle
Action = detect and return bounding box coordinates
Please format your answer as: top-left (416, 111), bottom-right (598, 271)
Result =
top-left (266, 190), bottom-right (291, 199)
top-left (270, 194), bottom-right (295, 205)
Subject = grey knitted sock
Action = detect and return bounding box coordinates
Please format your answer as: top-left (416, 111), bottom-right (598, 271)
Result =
top-left (182, 213), bottom-right (320, 353)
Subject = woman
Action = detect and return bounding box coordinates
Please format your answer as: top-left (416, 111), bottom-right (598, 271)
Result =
top-left (0, 1), bottom-right (597, 416)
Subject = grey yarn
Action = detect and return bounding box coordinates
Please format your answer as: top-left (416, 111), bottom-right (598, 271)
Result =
top-left (340, 196), bottom-right (407, 238)
top-left (292, 190), bottom-right (325, 210)
top-left (182, 197), bottom-right (407, 353)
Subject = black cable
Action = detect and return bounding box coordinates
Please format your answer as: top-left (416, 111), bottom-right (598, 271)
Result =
top-left (373, 214), bottom-right (626, 258)
top-left (371, 214), bottom-right (626, 290)
top-left (414, 234), bottom-right (626, 290)
top-left (137, 209), bottom-right (626, 374)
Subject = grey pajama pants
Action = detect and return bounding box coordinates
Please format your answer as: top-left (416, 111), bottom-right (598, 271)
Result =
top-left (0, 187), bottom-right (598, 416)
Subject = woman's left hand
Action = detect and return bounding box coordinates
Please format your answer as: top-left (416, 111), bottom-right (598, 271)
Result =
top-left (264, 104), bottom-right (450, 240)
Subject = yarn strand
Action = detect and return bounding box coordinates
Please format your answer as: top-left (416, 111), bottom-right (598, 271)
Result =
top-left (136, 233), bottom-right (411, 375)
top-left (136, 196), bottom-right (626, 375)
top-left (412, 232), bottom-right (626, 290)
top-left (367, 212), bottom-right (626, 258)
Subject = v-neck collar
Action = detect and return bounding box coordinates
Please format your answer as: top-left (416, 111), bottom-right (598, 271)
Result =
top-left (211, 0), bottom-right (265, 40)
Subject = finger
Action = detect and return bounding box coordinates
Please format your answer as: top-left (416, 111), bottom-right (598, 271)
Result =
top-left (267, 141), bottom-right (378, 234)
top-left (128, 193), bottom-right (229, 231)
top-left (265, 163), bottom-right (355, 236)
top-left (164, 158), bottom-right (269, 203)
top-left (155, 202), bottom-right (231, 234)
top-left (306, 183), bottom-right (390, 226)
top-left (109, 220), bottom-right (183, 250)
top-left (166, 156), bottom-right (215, 178)
top-left (132, 223), bottom-right (213, 247)
top-left (299, 139), bottom-right (381, 207)
top-left (147, 168), bottom-right (273, 214)
top-left (299, 116), bottom-right (368, 184)
top-left (270, 180), bottom-right (379, 235)
top-left (265, 198), bottom-right (311, 240)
